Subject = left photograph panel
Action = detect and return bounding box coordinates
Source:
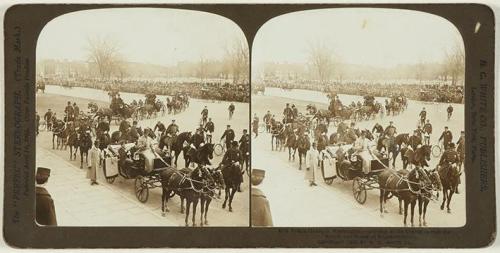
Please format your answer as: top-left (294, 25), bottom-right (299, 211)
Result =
top-left (35, 8), bottom-right (250, 227)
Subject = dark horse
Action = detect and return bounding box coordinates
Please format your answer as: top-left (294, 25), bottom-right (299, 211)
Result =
top-left (199, 167), bottom-right (225, 226)
top-left (400, 144), bottom-right (431, 170)
top-left (378, 167), bottom-right (432, 226)
top-left (221, 162), bottom-right (243, 212)
top-left (286, 129), bottom-right (297, 161)
top-left (377, 135), bottom-right (399, 167)
top-left (160, 166), bottom-right (212, 226)
top-left (438, 162), bottom-right (461, 213)
top-left (66, 128), bottom-right (79, 160)
top-left (376, 133), bottom-right (408, 167)
top-left (417, 169), bottom-right (442, 226)
top-left (52, 120), bottom-right (67, 149)
top-left (162, 131), bottom-right (192, 167)
top-left (78, 132), bottom-right (93, 169)
top-left (271, 122), bottom-right (286, 151)
top-left (296, 134), bottom-right (310, 170)
top-left (182, 143), bottom-right (214, 168)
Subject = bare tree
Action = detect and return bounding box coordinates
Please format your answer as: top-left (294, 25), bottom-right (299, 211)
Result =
top-left (86, 35), bottom-right (124, 80)
top-left (223, 38), bottom-right (249, 84)
top-left (308, 41), bottom-right (334, 84)
top-left (443, 39), bottom-right (465, 85)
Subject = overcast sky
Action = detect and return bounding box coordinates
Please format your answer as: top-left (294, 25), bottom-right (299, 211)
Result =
top-left (253, 8), bottom-right (464, 69)
top-left (37, 8), bottom-right (246, 66)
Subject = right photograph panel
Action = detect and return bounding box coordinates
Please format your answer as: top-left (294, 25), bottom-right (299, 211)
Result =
top-left (251, 8), bottom-right (465, 227)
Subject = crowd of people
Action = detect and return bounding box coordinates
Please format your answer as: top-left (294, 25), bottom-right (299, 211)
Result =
top-left (38, 77), bottom-right (250, 102)
top-left (258, 80), bottom-right (464, 104)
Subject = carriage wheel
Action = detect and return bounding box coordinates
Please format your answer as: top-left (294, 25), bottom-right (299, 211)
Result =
top-left (214, 144), bottom-right (224, 156)
top-left (431, 145), bottom-right (442, 158)
top-left (106, 176), bottom-right (116, 184)
top-left (135, 176), bottom-right (149, 203)
top-left (324, 178), bottom-right (334, 185)
top-left (352, 177), bottom-right (367, 204)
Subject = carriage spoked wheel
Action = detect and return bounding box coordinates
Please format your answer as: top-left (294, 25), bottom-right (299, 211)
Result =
top-left (352, 177), bottom-right (367, 204)
top-left (135, 176), bottom-right (149, 203)
top-left (106, 176), bottom-right (116, 184)
top-left (214, 143), bottom-right (225, 156)
top-left (431, 145), bottom-right (442, 158)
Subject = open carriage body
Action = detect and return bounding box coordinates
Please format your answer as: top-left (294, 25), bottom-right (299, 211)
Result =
top-left (102, 143), bottom-right (173, 203)
top-left (320, 144), bottom-right (389, 204)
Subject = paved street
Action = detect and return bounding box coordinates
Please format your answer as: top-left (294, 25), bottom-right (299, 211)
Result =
top-left (37, 147), bottom-right (176, 226)
top-left (36, 88), bottom-right (249, 227)
top-left (252, 93), bottom-right (466, 227)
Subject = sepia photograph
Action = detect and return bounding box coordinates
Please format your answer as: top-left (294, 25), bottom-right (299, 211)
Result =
top-left (251, 8), bottom-right (465, 227)
top-left (35, 8), bottom-right (250, 227)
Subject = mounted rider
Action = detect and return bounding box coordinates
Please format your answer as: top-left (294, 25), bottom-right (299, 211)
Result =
top-left (345, 122), bottom-right (358, 144)
top-left (371, 123), bottom-right (384, 140)
top-left (438, 126), bottom-right (453, 149)
top-left (64, 101), bottom-right (74, 122)
top-left (44, 109), bottom-right (54, 131)
top-left (191, 127), bottom-right (205, 149)
top-left (291, 104), bottom-right (298, 119)
top-left (383, 121), bottom-right (397, 147)
top-left (73, 102), bottom-right (80, 120)
top-left (239, 129), bottom-right (250, 171)
top-left (408, 130), bottom-right (422, 151)
top-left (164, 119), bottom-right (179, 152)
top-left (128, 120), bottom-right (142, 143)
top-left (154, 121), bottom-right (166, 139)
top-left (221, 125), bottom-right (236, 149)
top-left (111, 93), bottom-right (125, 116)
top-left (283, 103), bottom-right (294, 123)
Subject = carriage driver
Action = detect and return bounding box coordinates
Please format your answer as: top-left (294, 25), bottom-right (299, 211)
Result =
top-left (221, 125), bottom-right (235, 149)
top-left (354, 131), bottom-right (375, 174)
top-left (64, 101), bottom-right (74, 122)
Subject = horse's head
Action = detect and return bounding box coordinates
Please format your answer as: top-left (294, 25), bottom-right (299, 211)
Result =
top-left (210, 166), bottom-right (225, 190)
top-left (364, 129), bottom-right (374, 141)
top-left (427, 168), bottom-right (442, 192)
top-left (203, 143), bottom-right (214, 160)
top-left (409, 167), bottom-right (432, 191)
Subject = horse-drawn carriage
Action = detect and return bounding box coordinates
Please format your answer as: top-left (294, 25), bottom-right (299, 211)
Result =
top-left (102, 143), bottom-right (172, 203)
top-left (320, 144), bottom-right (389, 204)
